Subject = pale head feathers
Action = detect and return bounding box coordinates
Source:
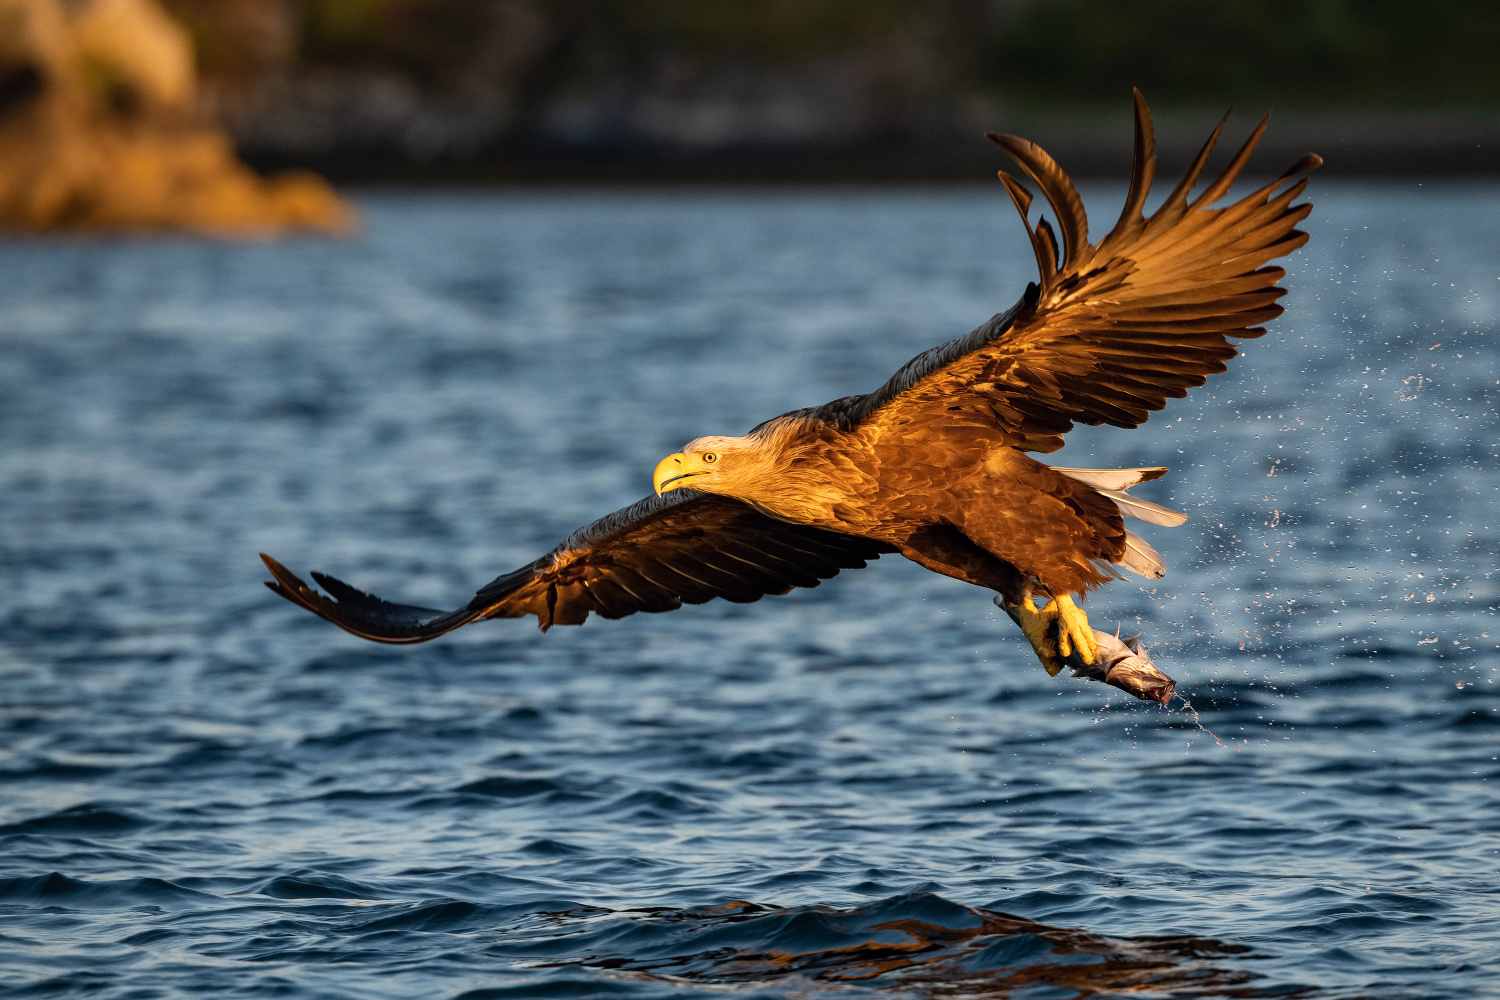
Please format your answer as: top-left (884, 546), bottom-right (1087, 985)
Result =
top-left (674, 417), bottom-right (857, 522)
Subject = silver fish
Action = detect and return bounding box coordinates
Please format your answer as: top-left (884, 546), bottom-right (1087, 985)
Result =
top-left (996, 597), bottom-right (1176, 703)
top-left (1064, 629), bottom-right (1176, 704)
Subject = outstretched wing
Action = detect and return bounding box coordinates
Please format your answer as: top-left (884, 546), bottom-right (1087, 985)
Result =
top-left (261, 489), bottom-right (894, 644)
top-left (827, 89), bottom-right (1320, 453)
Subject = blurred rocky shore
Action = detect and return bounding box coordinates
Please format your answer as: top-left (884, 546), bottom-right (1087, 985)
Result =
top-left (0, 0), bottom-right (352, 233)
top-left (3, 0), bottom-right (1498, 222)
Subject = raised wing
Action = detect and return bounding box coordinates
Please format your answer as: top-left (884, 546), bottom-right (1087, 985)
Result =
top-left (261, 489), bottom-right (893, 644)
top-left (831, 89), bottom-right (1320, 453)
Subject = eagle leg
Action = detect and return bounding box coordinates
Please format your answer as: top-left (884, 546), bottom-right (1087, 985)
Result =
top-left (1008, 594), bottom-right (1098, 675)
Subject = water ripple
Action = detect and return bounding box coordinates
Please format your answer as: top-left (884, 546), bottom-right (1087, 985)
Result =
top-left (0, 186), bottom-right (1496, 997)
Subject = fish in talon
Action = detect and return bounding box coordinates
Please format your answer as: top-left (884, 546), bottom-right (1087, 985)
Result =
top-left (1069, 630), bottom-right (1176, 705)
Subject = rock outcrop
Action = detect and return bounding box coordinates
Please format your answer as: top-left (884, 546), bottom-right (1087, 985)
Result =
top-left (0, 0), bottom-right (352, 235)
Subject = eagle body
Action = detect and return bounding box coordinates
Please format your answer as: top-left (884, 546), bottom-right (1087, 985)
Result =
top-left (673, 410), bottom-right (1130, 604)
top-left (263, 91), bottom-right (1319, 679)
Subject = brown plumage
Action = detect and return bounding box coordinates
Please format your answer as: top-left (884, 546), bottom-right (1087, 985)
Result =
top-left (263, 91), bottom-right (1319, 676)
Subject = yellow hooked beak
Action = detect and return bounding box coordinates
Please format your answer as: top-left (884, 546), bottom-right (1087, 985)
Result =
top-left (653, 453), bottom-right (703, 495)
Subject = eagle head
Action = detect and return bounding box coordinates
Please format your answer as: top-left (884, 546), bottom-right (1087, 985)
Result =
top-left (653, 435), bottom-right (757, 496)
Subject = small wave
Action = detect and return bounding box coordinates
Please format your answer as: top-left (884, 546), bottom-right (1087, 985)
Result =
top-left (299, 726), bottom-right (404, 749)
top-left (421, 773), bottom-right (612, 811)
top-left (0, 872), bottom-right (215, 909)
top-left (700, 747), bottom-right (805, 774)
top-left (520, 839), bottom-right (587, 857)
top-left (253, 871), bottom-right (385, 900)
top-left (299, 649), bottom-right (405, 674)
top-left (458, 776), bottom-right (563, 799)
top-left (356, 899), bottom-right (483, 932)
top-left (0, 803), bottom-right (148, 836)
top-left (499, 706), bottom-right (547, 725)
top-left (1451, 708), bottom-right (1500, 728)
top-left (0, 760), bottom-right (116, 782)
top-left (962, 931), bottom-right (1053, 969)
top-left (1336, 645), bottom-right (1414, 661)
top-left (312, 788), bottom-right (415, 802)
top-left (591, 788), bottom-right (713, 821)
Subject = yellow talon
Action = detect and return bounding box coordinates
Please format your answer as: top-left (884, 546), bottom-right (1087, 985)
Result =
top-left (1052, 594), bottom-right (1098, 665)
top-left (1014, 596), bottom-right (1059, 675)
top-left (1009, 593), bottom-right (1098, 675)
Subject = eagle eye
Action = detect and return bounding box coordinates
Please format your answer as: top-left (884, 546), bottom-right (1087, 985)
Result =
top-left (702, 452), bottom-right (718, 464)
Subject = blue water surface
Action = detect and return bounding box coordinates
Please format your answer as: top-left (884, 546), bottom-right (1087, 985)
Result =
top-left (0, 181), bottom-right (1496, 999)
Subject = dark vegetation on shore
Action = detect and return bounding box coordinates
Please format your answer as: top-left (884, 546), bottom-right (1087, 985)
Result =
top-left (151, 0), bottom-right (1500, 179)
top-left (12, 0), bottom-right (1499, 185)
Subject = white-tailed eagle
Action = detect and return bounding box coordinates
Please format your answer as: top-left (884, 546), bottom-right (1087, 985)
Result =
top-left (263, 91), bottom-right (1319, 685)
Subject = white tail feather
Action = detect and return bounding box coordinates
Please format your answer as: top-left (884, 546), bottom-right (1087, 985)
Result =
top-left (1090, 557), bottom-right (1129, 581)
top-left (1117, 531), bottom-right (1166, 579)
top-left (1050, 465), bottom-right (1175, 579)
top-left (1099, 489), bottom-right (1188, 526)
top-left (1051, 466), bottom-right (1168, 491)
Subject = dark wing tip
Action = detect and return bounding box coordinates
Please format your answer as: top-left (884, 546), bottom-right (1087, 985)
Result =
top-left (261, 553), bottom-right (320, 611)
top-left (263, 579), bottom-right (295, 601)
top-left (259, 552), bottom-right (481, 644)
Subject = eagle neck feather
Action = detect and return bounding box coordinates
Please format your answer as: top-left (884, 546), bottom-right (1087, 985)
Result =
top-left (723, 416), bottom-right (866, 525)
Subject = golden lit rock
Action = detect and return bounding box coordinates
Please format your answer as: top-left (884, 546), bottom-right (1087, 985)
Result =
top-left (0, 0), bottom-right (354, 235)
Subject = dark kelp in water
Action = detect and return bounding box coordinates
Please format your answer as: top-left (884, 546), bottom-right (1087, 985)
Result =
top-left (514, 892), bottom-right (1276, 996)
